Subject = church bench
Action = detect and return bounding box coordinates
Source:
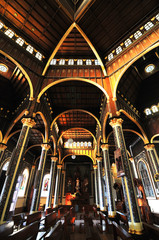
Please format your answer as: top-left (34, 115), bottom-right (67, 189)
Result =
top-left (44, 211), bottom-right (57, 230)
top-left (57, 207), bottom-right (63, 219)
top-left (112, 221), bottom-right (133, 240)
top-left (45, 208), bottom-right (53, 216)
top-left (84, 217), bottom-right (102, 240)
top-left (93, 206), bottom-right (99, 218)
top-left (8, 220), bottom-right (39, 240)
top-left (151, 212), bottom-right (159, 225)
top-left (143, 222), bottom-right (159, 239)
top-left (12, 213), bottom-right (25, 230)
top-left (0, 221), bottom-right (14, 239)
top-left (26, 211), bottom-right (42, 226)
top-left (44, 221), bottom-right (63, 239)
top-left (98, 211), bottom-right (109, 232)
top-left (116, 211), bottom-right (128, 226)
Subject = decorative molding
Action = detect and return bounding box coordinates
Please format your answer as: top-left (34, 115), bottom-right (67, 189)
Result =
top-left (21, 118), bottom-right (36, 128)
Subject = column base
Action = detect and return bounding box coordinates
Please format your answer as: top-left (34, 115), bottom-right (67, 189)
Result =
top-left (128, 222), bottom-right (143, 235)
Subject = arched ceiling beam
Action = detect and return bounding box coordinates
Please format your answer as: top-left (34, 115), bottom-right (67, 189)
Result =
top-left (57, 127), bottom-right (96, 146)
top-left (37, 77), bottom-right (109, 103)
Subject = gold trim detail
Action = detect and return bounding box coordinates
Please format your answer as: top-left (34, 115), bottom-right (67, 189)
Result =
top-left (101, 144), bottom-right (109, 151)
top-left (0, 143), bottom-right (7, 151)
top-left (57, 164), bottom-right (62, 169)
top-left (51, 157), bottom-right (58, 162)
top-left (108, 211), bottom-right (116, 218)
top-left (41, 143), bottom-right (51, 151)
top-left (128, 221), bottom-right (143, 235)
top-left (96, 157), bottom-right (102, 162)
top-left (144, 144), bottom-right (155, 150)
top-left (21, 118), bottom-right (36, 128)
top-left (109, 118), bottom-right (123, 128)
top-left (93, 164), bottom-right (97, 169)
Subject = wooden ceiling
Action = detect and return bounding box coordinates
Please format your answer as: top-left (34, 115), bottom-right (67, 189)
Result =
top-left (0, 0), bottom-right (158, 59)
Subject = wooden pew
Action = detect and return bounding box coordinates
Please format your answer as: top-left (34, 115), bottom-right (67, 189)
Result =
top-left (97, 211), bottom-right (109, 233)
top-left (45, 207), bottom-right (53, 215)
top-left (151, 212), bottom-right (159, 225)
top-left (84, 216), bottom-right (102, 240)
top-left (92, 206), bottom-right (99, 218)
top-left (57, 207), bottom-right (63, 219)
top-left (26, 211), bottom-right (42, 226)
top-left (44, 211), bottom-right (57, 230)
top-left (116, 211), bottom-right (128, 226)
top-left (112, 221), bottom-right (133, 240)
top-left (12, 213), bottom-right (25, 230)
top-left (143, 222), bottom-right (159, 240)
top-left (0, 221), bottom-right (14, 239)
top-left (44, 221), bottom-right (63, 239)
top-left (8, 221), bottom-right (39, 240)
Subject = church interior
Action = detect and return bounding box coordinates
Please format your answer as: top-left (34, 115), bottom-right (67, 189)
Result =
top-left (0, 0), bottom-right (159, 239)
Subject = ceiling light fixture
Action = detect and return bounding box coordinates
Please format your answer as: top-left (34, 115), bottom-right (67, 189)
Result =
top-left (71, 155), bottom-right (76, 159)
top-left (0, 64), bottom-right (8, 72)
top-left (145, 64), bottom-right (155, 73)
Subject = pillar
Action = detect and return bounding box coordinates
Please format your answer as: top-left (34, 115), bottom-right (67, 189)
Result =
top-left (93, 164), bottom-right (99, 207)
top-left (144, 144), bottom-right (159, 193)
top-left (129, 157), bottom-right (138, 179)
top-left (0, 118), bottom-right (35, 223)
top-left (101, 143), bottom-right (116, 217)
top-left (53, 164), bottom-right (62, 208)
top-left (30, 143), bottom-right (50, 213)
top-left (45, 157), bottom-right (57, 209)
top-left (96, 157), bottom-right (105, 211)
top-left (110, 118), bottom-right (143, 234)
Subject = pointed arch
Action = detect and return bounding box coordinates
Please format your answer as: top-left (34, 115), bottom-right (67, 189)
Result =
top-left (102, 112), bottom-right (110, 142)
top-left (51, 109), bottom-right (101, 131)
top-left (113, 42), bottom-right (159, 99)
top-left (151, 134), bottom-right (159, 143)
top-left (42, 22), bottom-right (106, 76)
top-left (0, 131), bottom-right (3, 142)
top-left (37, 78), bottom-right (109, 102)
top-left (119, 109), bottom-right (149, 143)
top-left (0, 50), bottom-right (34, 99)
top-left (50, 135), bottom-right (57, 155)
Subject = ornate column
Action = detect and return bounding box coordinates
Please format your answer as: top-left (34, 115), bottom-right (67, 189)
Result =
top-left (93, 164), bottom-right (99, 207)
top-left (45, 157), bottom-right (57, 209)
top-left (0, 118), bottom-right (35, 223)
top-left (144, 144), bottom-right (159, 192)
top-left (110, 118), bottom-right (143, 234)
top-left (101, 143), bottom-right (116, 217)
top-left (129, 157), bottom-right (138, 179)
top-left (53, 164), bottom-right (62, 208)
top-left (96, 157), bottom-right (105, 211)
top-left (30, 143), bottom-right (50, 213)
top-left (0, 143), bottom-right (7, 164)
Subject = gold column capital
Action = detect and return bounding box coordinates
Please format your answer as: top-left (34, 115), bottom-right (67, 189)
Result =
top-left (129, 157), bottom-right (134, 162)
top-left (51, 156), bottom-right (58, 162)
top-left (144, 144), bottom-right (155, 150)
top-left (96, 156), bottom-right (102, 162)
top-left (21, 118), bottom-right (36, 128)
top-left (41, 143), bottom-right (51, 151)
top-left (101, 143), bottom-right (109, 151)
top-left (109, 118), bottom-right (123, 128)
top-left (93, 164), bottom-right (97, 169)
top-left (57, 164), bottom-right (62, 169)
top-left (0, 143), bottom-right (7, 151)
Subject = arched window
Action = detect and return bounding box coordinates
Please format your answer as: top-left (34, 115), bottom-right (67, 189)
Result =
top-left (151, 105), bottom-right (158, 113)
top-left (138, 161), bottom-right (155, 197)
top-left (145, 108), bottom-right (151, 115)
top-left (59, 59), bottom-right (65, 65)
top-left (68, 59), bottom-right (74, 65)
top-left (18, 168), bottom-right (29, 197)
top-left (41, 174), bottom-right (50, 197)
top-left (86, 59), bottom-right (92, 65)
top-left (77, 59), bottom-right (83, 65)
